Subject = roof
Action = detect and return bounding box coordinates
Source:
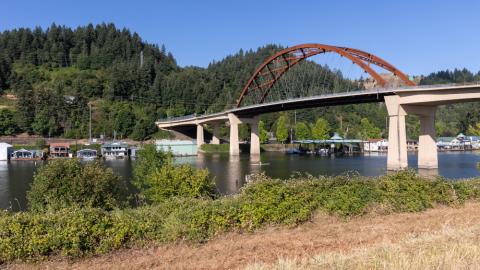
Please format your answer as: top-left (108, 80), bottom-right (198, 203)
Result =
top-left (330, 132), bottom-right (343, 140)
top-left (102, 141), bottom-right (129, 148)
top-left (50, 142), bottom-right (70, 147)
top-left (0, 142), bottom-right (13, 147)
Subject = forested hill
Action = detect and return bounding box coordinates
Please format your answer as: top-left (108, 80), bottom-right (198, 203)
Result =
top-left (0, 23), bottom-right (480, 141)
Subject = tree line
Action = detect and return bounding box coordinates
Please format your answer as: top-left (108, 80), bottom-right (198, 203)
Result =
top-left (1, 23), bottom-right (480, 140)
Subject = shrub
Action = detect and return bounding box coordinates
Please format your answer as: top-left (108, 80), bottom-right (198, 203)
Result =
top-left (27, 159), bottom-right (127, 212)
top-left (133, 143), bottom-right (217, 203)
top-left (143, 164), bottom-right (217, 203)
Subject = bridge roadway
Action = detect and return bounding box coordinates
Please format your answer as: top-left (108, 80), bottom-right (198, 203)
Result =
top-left (156, 83), bottom-right (480, 170)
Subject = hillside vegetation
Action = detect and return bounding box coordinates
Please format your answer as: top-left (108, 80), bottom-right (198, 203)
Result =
top-left (1, 24), bottom-right (480, 140)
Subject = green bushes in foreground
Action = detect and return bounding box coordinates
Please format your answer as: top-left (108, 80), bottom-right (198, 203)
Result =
top-left (27, 159), bottom-right (127, 212)
top-left (2, 171), bottom-right (480, 262)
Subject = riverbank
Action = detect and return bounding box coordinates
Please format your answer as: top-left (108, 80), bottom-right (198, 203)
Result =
top-left (2, 171), bottom-right (480, 265)
top-left (7, 201), bottom-right (480, 270)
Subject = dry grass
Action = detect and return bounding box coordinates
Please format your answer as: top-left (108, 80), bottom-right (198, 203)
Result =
top-left (246, 225), bottom-right (480, 270)
top-left (7, 202), bottom-right (480, 270)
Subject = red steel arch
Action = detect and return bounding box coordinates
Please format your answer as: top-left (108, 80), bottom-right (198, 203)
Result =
top-left (236, 44), bottom-right (416, 107)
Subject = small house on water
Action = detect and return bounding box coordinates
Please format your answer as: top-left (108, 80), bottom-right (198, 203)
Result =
top-left (76, 149), bottom-right (98, 160)
top-left (11, 149), bottom-right (44, 160)
top-left (101, 142), bottom-right (129, 159)
top-left (49, 143), bottom-right (71, 158)
top-left (155, 140), bottom-right (197, 156)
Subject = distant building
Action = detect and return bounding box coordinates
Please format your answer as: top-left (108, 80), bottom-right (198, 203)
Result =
top-left (155, 140), bottom-right (197, 156)
top-left (11, 149), bottom-right (43, 160)
top-left (364, 139), bottom-right (388, 152)
top-left (0, 143), bottom-right (13, 161)
top-left (76, 149), bottom-right (98, 160)
top-left (437, 133), bottom-right (480, 150)
top-left (101, 142), bottom-right (129, 159)
top-left (49, 143), bottom-right (71, 158)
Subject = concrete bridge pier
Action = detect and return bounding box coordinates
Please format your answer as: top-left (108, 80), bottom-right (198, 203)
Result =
top-left (211, 124), bottom-right (220, 144)
top-left (228, 113), bottom-right (241, 155)
top-left (385, 96), bottom-right (439, 170)
top-left (247, 116), bottom-right (261, 155)
top-left (385, 96), bottom-right (408, 170)
top-left (196, 124), bottom-right (205, 148)
top-left (410, 105), bottom-right (438, 169)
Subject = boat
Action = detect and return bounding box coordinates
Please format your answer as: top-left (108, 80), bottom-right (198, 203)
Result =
top-left (286, 148), bottom-right (301, 155)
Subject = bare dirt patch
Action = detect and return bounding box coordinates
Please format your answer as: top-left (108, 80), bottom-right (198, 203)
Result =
top-left (7, 202), bottom-right (480, 270)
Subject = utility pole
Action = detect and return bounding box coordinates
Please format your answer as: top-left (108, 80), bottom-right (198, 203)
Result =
top-left (89, 103), bottom-right (92, 144)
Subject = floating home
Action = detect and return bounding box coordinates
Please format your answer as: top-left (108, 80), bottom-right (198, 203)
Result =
top-left (49, 142), bottom-right (71, 158)
top-left (292, 133), bottom-right (364, 154)
top-left (0, 143), bottom-right (13, 161)
top-left (11, 149), bottom-right (44, 160)
top-left (155, 140), bottom-right (197, 156)
top-left (101, 142), bottom-right (129, 160)
top-left (76, 149), bottom-right (98, 160)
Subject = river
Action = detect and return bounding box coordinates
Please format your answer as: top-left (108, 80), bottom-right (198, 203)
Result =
top-left (1, 151), bottom-right (480, 211)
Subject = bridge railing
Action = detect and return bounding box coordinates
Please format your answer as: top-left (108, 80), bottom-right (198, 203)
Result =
top-left (157, 113), bottom-right (197, 123)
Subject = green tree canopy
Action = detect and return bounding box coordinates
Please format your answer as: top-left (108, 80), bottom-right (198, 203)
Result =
top-left (295, 122), bottom-right (310, 140)
top-left (258, 120), bottom-right (269, 143)
top-left (275, 115), bottom-right (289, 143)
top-left (311, 118), bottom-right (330, 140)
top-left (359, 118), bottom-right (382, 139)
top-left (467, 122), bottom-right (480, 136)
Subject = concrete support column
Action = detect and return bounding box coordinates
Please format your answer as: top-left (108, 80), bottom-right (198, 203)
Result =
top-left (211, 124), bottom-right (220, 145)
top-left (228, 114), bottom-right (240, 156)
top-left (385, 96), bottom-right (408, 170)
top-left (250, 116), bottom-right (260, 155)
top-left (196, 124), bottom-right (205, 148)
top-left (417, 106), bottom-right (438, 169)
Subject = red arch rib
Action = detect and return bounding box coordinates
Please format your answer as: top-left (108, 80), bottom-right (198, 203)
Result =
top-left (236, 44), bottom-right (415, 107)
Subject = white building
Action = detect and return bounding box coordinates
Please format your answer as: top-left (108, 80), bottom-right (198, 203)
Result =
top-left (364, 139), bottom-right (388, 152)
top-left (0, 143), bottom-right (13, 161)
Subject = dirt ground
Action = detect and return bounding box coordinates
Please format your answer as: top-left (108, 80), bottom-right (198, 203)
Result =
top-left (7, 202), bottom-right (480, 270)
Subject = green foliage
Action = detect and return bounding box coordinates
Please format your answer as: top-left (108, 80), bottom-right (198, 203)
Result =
top-left (258, 120), bottom-right (269, 143)
top-left (2, 171), bottom-right (480, 262)
top-left (0, 109), bottom-right (18, 135)
top-left (27, 159), bottom-right (127, 212)
top-left (200, 144), bottom-right (230, 153)
top-left (275, 115), bottom-right (289, 143)
top-left (132, 144), bottom-right (171, 194)
top-left (467, 123), bottom-right (480, 136)
top-left (359, 118), bottom-right (382, 139)
top-left (295, 122), bottom-right (310, 140)
top-left (142, 165), bottom-right (217, 203)
top-left (311, 118), bottom-right (330, 140)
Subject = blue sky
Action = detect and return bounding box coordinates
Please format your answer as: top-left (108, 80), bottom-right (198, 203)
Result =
top-left (2, 0), bottom-right (480, 76)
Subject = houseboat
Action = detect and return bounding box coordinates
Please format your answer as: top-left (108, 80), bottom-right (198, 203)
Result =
top-left (49, 143), bottom-right (71, 158)
top-left (101, 142), bottom-right (129, 160)
top-left (76, 149), bottom-right (98, 160)
top-left (0, 142), bottom-right (13, 161)
top-left (11, 149), bottom-right (44, 160)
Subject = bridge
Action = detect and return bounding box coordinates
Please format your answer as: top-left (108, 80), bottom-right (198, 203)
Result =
top-left (156, 44), bottom-right (480, 170)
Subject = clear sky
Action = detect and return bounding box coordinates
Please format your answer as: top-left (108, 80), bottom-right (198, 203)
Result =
top-left (2, 0), bottom-right (480, 76)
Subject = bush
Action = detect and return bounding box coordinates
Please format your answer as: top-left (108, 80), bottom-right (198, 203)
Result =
top-left (133, 144), bottom-right (217, 203)
top-left (200, 144), bottom-right (229, 153)
top-left (27, 159), bottom-right (127, 212)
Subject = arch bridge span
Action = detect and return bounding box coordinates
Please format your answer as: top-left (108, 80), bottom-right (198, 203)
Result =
top-left (156, 43), bottom-right (480, 172)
